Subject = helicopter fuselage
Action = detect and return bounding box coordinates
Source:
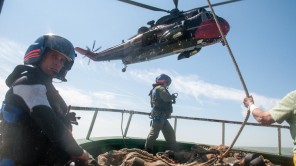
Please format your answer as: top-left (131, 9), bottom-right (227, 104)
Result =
top-left (75, 9), bottom-right (230, 71)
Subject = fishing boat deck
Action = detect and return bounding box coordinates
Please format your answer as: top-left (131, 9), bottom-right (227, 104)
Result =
top-left (77, 136), bottom-right (293, 165)
top-left (70, 106), bottom-right (293, 165)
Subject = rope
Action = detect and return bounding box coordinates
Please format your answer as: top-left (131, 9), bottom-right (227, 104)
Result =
top-left (205, 0), bottom-right (251, 159)
top-left (184, 157), bottom-right (217, 166)
top-left (155, 152), bottom-right (178, 166)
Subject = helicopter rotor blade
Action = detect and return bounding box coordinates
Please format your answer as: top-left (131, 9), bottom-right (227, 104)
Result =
top-left (94, 46), bottom-right (102, 53)
top-left (92, 40), bottom-right (96, 51)
top-left (173, 0), bottom-right (178, 9)
top-left (202, 0), bottom-right (242, 9)
top-left (118, 0), bottom-right (169, 13)
top-left (186, 0), bottom-right (242, 13)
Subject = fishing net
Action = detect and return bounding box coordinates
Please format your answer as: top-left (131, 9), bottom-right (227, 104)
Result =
top-left (96, 145), bottom-right (274, 166)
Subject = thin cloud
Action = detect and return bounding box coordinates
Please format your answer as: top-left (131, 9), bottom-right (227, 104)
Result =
top-left (128, 69), bottom-right (244, 101)
top-left (122, 69), bottom-right (279, 111)
top-left (0, 38), bottom-right (24, 76)
top-left (0, 39), bottom-right (24, 63)
top-left (55, 84), bottom-right (149, 111)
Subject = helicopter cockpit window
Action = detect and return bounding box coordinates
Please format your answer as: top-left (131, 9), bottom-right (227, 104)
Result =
top-left (206, 12), bottom-right (213, 19)
top-left (138, 26), bottom-right (149, 34)
top-left (201, 12), bottom-right (213, 21)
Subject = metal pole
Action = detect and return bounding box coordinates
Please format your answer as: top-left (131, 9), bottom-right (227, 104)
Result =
top-left (174, 117), bottom-right (177, 134)
top-left (278, 127), bottom-right (282, 155)
top-left (124, 112), bottom-right (134, 137)
top-left (86, 110), bottom-right (98, 140)
top-left (222, 122), bottom-right (225, 145)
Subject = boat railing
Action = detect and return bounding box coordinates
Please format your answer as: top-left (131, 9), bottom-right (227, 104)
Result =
top-left (69, 105), bottom-right (290, 156)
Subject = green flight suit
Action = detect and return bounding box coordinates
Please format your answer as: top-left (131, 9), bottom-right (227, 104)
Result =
top-left (145, 84), bottom-right (177, 153)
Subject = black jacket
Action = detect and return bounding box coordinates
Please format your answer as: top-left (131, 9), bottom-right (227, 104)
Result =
top-left (1, 65), bottom-right (83, 165)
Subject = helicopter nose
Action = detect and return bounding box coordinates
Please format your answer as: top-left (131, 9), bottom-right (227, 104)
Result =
top-left (219, 17), bottom-right (230, 36)
top-left (194, 17), bottom-right (230, 39)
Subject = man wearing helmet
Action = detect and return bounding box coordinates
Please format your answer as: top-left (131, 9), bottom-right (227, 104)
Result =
top-left (145, 74), bottom-right (178, 153)
top-left (0, 35), bottom-right (91, 165)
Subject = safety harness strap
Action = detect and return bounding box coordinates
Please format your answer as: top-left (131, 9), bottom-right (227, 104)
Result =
top-left (1, 102), bottom-right (27, 123)
top-left (0, 158), bottom-right (14, 166)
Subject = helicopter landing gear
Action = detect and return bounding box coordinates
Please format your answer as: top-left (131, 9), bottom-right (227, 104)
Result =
top-left (122, 65), bottom-right (127, 72)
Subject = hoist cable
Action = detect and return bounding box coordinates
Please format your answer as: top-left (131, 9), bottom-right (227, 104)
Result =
top-left (206, 0), bottom-right (251, 159)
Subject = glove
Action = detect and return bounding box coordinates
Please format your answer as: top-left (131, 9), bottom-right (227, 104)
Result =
top-left (171, 93), bottom-right (178, 104)
top-left (243, 96), bottom-right (254, 108)
top-left (66, 112), bottom-right (80, 125)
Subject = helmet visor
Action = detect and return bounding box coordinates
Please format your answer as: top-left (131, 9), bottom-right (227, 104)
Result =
top-left (44, 35), bottom-right (76, 62)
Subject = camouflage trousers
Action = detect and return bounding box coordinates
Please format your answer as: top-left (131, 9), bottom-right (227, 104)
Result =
top-left (145, 119), bottom-right (177, 153)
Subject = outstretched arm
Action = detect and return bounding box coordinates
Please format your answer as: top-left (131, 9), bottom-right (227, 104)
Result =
top-left (244, 96), bottom-right (275, 125)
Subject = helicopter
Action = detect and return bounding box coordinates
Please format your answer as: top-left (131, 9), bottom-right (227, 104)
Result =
top-left (75, 0), bottom-right (241, 72)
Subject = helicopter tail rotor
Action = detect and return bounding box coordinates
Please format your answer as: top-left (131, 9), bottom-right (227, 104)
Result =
top-left (83, 40), bottom-right (102, 65)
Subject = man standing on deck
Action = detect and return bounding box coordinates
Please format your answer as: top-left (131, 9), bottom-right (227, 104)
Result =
top-left (145, 74), bottom-right (178, 153)
top-left (243, 90), bottom-right (296, 165)
top-left (0, 34), bottom-right (91, 165)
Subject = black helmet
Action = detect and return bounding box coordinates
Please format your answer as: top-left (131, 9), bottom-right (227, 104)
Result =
top-left (24, 34), bottom-right (76, 81)
top-left (156, 74), bottom-right (172, 86)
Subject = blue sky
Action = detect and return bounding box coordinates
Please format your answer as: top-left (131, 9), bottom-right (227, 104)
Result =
top-left (0, 0), bottom-right (295, 150)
